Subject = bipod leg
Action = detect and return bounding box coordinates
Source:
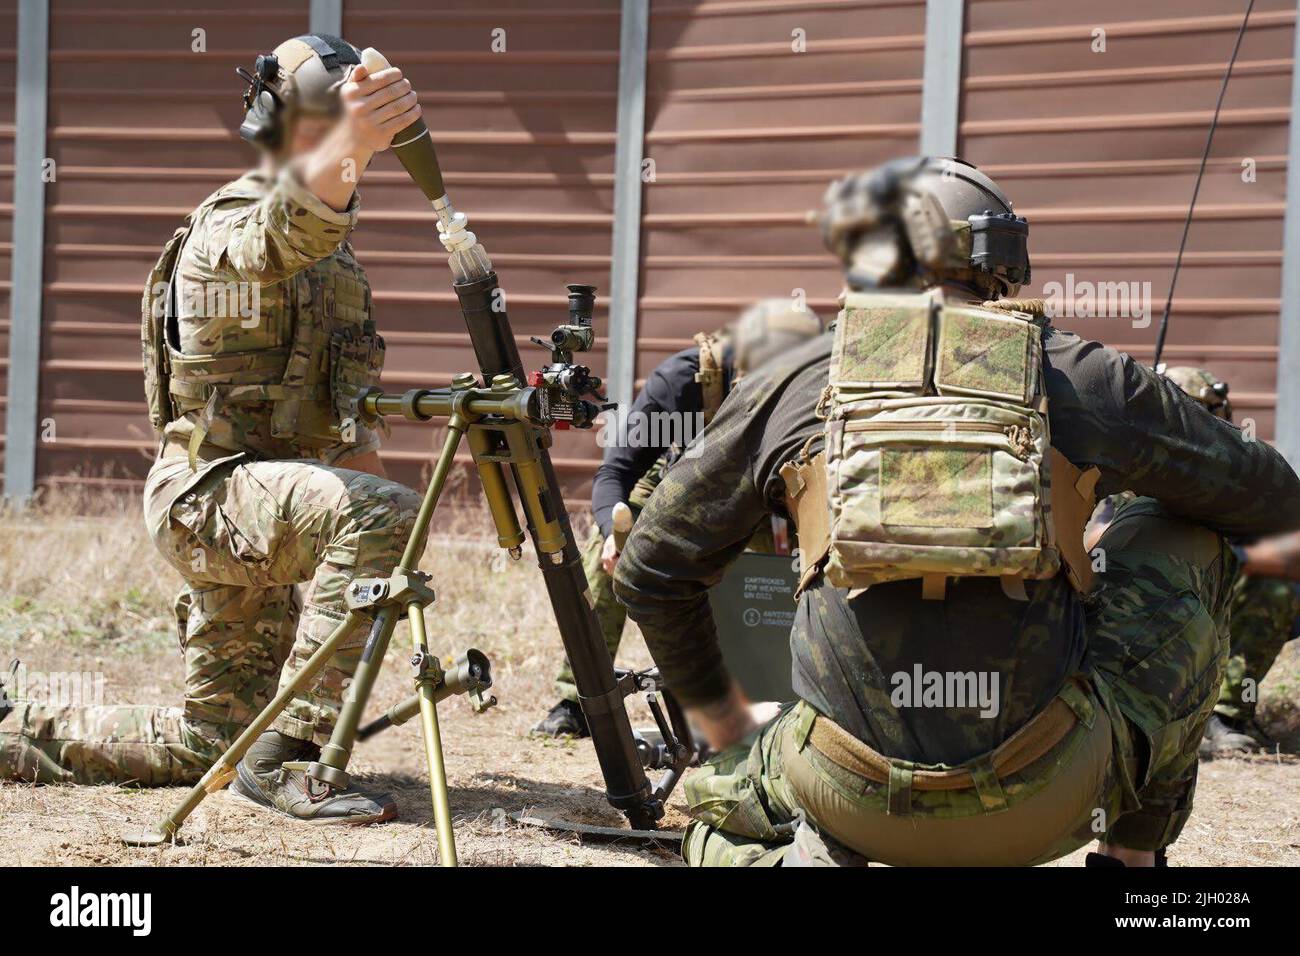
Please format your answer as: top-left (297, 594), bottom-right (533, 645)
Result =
top-left (120, 609), bottom-right (364, 846)
top-left (406, 601), bottom-right (457, 866)
top-left (309, 410), bottom-right (469, 792)
top-left (397, 415), bottom-right (469, 866)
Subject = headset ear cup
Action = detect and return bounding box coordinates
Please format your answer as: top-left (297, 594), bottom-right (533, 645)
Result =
top-left (259, 91), bottom-right (283, 149)
top-left (901, 190), bottom-right (956, 271)
top-left (238, 89), bottom-right (283, 150)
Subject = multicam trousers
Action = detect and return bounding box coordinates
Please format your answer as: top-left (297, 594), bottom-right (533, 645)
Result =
top-left (554, 459), bottom-right (666, 701)
top-left (682, 496), bottom-right (1236, 866)
top-left (1214, 573), bottom-right (1300, 722)
top-left (0, 452), bottom-right (422, 786)
top-left (555, 455), bottom-right (782, 700)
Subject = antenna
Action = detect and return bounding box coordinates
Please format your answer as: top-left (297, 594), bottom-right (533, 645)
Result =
top-left (1152, 0), bottom-right (1255, 368)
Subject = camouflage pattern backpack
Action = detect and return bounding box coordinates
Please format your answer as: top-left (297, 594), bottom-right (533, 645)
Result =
top-left (783, 290), bottom-right (1098, 600)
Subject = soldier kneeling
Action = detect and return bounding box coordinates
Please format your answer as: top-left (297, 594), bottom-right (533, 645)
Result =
top-left (613, 158), bottom-right (1300, 866)
top-left (2, 34), bottom-right (422, 825)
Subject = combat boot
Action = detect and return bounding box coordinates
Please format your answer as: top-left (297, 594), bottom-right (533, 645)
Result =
top-left (1198, 713), bottom-right (1263, 758)
top-left (230, 730), bottom-right (397, 824)
top-left (533, 699), bottom-right (590, 738)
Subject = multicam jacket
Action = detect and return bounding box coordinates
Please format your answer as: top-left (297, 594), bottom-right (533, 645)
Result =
top-left (143, 167), bottom-right (384, 466)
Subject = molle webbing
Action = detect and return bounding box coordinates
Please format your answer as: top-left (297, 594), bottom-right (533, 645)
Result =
top-left (141, 223), bottom-right (192, 433)
top-left (167, 346), bottom-right (292, 389)
top-left (694, 331), bottom-right (726, 422)
top-left (817, 290), bottom-right (1060, 595)
top-left (806, 680), bottom-right (1090, 794)
top-left (981, 298), bottom-right (1047, 319)
top-left (165, 347), bottom-right (328, 407)
top-left (168, 381), bottom-right (330, 404)
top-left (785, 447), bottom-right (1099, 598)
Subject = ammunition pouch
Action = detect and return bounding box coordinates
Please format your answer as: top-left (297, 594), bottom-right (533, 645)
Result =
top-left (783, 289), bottom-right (1098, 599)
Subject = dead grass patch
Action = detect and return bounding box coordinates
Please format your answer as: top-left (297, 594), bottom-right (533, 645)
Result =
top-left (1, 492), bottom-right (1295, 866)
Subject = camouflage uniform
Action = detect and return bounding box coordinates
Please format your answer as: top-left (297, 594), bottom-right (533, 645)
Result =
top-left (557, 302), bottom-right (819, 703)
top-left (1156, 368), bottom-right (1300, 728)
top-left (557, 460), bottom-right (665, 701)
top-left (615, 321), bottom-right (1298, 866)
top-left (558, 435), bottom-right (786, 704)
top-left (0, 168), bottom-right (421, 786)
top-left (1216, 573), bottom-right (1300, 722)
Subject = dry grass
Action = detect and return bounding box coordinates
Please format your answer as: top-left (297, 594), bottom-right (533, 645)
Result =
top-left (1, 489), bottom-right (1297, 866)
top-left (0, 486), bottom-right (674, 867)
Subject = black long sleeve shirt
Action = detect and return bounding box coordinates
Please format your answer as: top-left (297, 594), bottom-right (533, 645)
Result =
top-left (591, 345), bottom-right (733, 538)
top-left (614, 326), bottom-right (1300, 765)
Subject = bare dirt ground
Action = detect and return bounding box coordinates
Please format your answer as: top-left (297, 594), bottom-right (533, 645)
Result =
top-left (2, 488), bottom-right (1298, 867)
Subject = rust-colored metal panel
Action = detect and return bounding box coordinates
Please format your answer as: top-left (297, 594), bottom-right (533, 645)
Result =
top-left (343, 0), bottom-right (621, 496)
top-left (960, 0), bottom-right (1295, 439)
top-left (21, 0), bottom-right (1299, 494)
top-left (639, 0), bottom-right (927, 373)
top-left (28, 0), bottom-right (621, 497)
top-left (28, 2), bottom-right (311, 489)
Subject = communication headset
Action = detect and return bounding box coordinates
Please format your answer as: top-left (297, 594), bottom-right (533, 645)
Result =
top-left (236, 34), bottom-right (361, 152)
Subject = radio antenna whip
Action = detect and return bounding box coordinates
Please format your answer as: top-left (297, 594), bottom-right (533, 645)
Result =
top-left (1152, 0), bottom-right (1255, 368)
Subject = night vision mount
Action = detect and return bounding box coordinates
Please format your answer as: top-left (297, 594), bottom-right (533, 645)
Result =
top-left (968, 211), bottom-right (1030, 286)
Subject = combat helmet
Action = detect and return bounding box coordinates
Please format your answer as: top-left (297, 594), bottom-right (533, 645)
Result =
top-left (817, 157), bottom-right (1030, 300)
top-left (729, 297), bottom-right (825, 377)
top-left (1161, 366), bottom-right (1233, 422)
top-left (237, 34), bottom-right (362, 152)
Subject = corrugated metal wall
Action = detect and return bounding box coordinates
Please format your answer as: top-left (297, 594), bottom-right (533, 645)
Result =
top-left (4, 0), bottom-right (1296, 497)
top-left (31, 1), bottom-right (310, 490)
top-left (341, 0), bottom-right (621, 494)
top-left (637, 0), bottom-right (926, 379)
top-left (962, 0), bottom-right (1295, 439)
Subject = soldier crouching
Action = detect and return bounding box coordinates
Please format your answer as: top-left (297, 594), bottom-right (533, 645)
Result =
top-left (536, 298), bottom-right (823, 737)
top-left (613, 158), bottom-right (1300, 866)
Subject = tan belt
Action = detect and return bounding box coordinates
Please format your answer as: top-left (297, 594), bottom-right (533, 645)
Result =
top-left (160, 433), bottom-right (238, 466)
top-left (807, 685), bottom-right (1084, 793)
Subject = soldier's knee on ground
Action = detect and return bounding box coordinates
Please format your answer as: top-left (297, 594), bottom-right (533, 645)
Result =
top-left (682, 820), bottom-right (789, 867)
top-left (1104, 768), bottom-right (1195, 852)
